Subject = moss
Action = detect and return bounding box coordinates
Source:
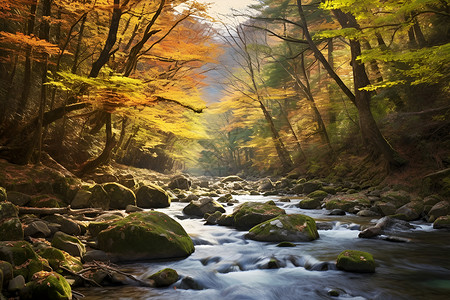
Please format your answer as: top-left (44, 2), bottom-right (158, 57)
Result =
top-left (97, 211), bottom-right (194, 260)
top-left (381, 191), bottom-right (411, 208)
top-left (325, 194), bottom-right (370, 212)
top-left (307, 190), bottom-right (328, 201)
top-left (0, 241), bottom-right (43, 280)
top-left (299, 198), bottom-right (321, 209)
top-left (23, 271), bottom-right (71, 300)
top-left (276, 242), bottom-right (296, 247)
top-left (51, 232), bottom-right (86, 257)
top-left (29, 195), bottom-right (64, 208)
top-left (0, 217), bottom-right (24, 241)
top-left (433, 215), bottom-right (450, 230)
top-left (336, 250), bottom-right (375, 273)
top-left (88, 222), bottom-right (111, 237)
top-left (232, 201), bottom-right (285, 230)
top-left (37, 247), bottom-right (82, 273)
top-left (0, 187), bottom-right (6, 202)
top-left (148, 268), bottom-right (179, 287)
top-left (103, 183), bottom-right (136, 209)
top-left (247, 214), bottom-right (319, 242)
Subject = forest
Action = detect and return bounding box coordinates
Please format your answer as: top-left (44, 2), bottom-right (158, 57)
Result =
top-left (0, 0), bottom-right (449, 299)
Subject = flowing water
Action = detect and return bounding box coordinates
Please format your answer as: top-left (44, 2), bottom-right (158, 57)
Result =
top-left (76, 195), bottom-right (450, 300)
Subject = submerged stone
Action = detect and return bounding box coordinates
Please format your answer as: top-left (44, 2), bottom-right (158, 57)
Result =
top-left (336, 250), bottom-right (375, 273)
top-left (148, 268), bottom-right (179, 287)
top-left (246, 214), bottom-right (319, 242)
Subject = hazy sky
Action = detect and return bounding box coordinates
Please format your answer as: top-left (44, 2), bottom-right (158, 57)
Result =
top-left (196, 0), bottom-right (259, 19)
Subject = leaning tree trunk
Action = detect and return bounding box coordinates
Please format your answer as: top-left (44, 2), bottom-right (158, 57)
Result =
top-left (332, 9), bottom-right (407, 168)
top-left (259, 101), bottom-right (294, 171)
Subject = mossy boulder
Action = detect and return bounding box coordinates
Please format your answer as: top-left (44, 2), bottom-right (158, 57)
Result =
top-left (0, 260), bottom-right (13, 285)
top-left (148, 268), bottom-right (179, 287)
top-left (0, 187), bottom-right (6, 202)
top-left (0, 202), bottom-right (18, 219)
top-left (0, 241), bottom-right (43, 280)
top-left (336, 250), bottom-right (375, 273)
top-left (428, 201), bottom-right (449, 222)
top-left (88, 214), bottom-right (122, 237)
top-left (36, 246), bottom-right (82, 273)
top-left (183, 197), bottom-right (225, 218)
top-left (246, 214), bottom-right (319, 242)
top-left (96, 211), bottom-right (194, 261)
top-left (307, 190), bottom-right (328, 201)
top-left (302, 180), bottom-right (323, 194)
top-left (103, 182), bottom-right (136, 210)
top-left (374, 201), bottom-right (397, 216)
top-left (298, 198), bottom-right (321, 209)
top-left (168, 175), bottom-right (191, 190)
top-left (7, 191), bottom-right (32, 206)
top-left (136, 184), bottom-right (170, 208)
top-left (380, 190), bottom-right (411, 208)
top-left (221, 176), bottom-right (244, 183)
top-left (433, 215), bottom-right (450, 230)
top-left (29, 194), bottom-right (65, 208)
top-left (87, 184), bottom-right (110, 210)
top-left (21, 271), bottom-right (71, 300)
top-left (51, 232), bottom-right (86, 258)
top-left (0, 217), bottom-right (23, 241)
top-left (393, 201), bottom-right (424, 221)
top-left (325, 194), bottom-right (370, 212)
top-left (230, 201), bottom-right (286, 230)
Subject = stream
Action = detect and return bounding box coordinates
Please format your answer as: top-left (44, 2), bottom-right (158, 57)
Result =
top-left (76, 195), bottom-right (450, 300)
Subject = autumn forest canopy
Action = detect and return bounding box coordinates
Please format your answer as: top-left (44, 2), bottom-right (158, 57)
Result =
top-left (0, 0), bottom-right (449, 188)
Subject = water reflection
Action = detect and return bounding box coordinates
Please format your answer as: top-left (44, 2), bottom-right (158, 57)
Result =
top-left (77, 195), bottom-right (450, 300)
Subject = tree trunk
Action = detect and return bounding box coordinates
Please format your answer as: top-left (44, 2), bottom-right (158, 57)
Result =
top-left (77, 113), bottom-right (116, 176)
top-left (89, 0), bottom-right (122, 78)
top-left (259, 101), bottom-right (294, 171)
top-left (332, 9), bottom-right (407, 169)
top-left (71, 14), bottom-right (87, 74)
top-left (17, 0), bottom-right (38, 117)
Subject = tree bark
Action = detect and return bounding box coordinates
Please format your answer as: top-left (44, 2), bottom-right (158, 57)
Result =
top-left (331, 9), bottom-right (407, 168)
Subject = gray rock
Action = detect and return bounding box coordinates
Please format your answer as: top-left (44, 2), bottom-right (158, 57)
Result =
top-left (43, 214), bottom-right (80, 236)
top-left (51, 231), bottom-right (86, 257)
top-left (357, 210), bottom-right (380, 217)
top-left (168, 175), bottom-right (191, 190)
top-left (8, 275), bottom-right (25, 292)
top-left (358, 226), bottom-right (381, 238)
top-left (428, 201), bottom-right (449, 222)
top-left (258, 178), bottom-right (274, 191)
top-left (6, 191), bottom-right (31, 206)
top-left (125, 205), bottom-right (143, 213)
top-left (183, 197), bottom-right (225, 217)
top-left (329, 209), bottom-right (346, 216)
top-left (23, 221), bottom-right (51, 238)
top-left (136, 184), bottom-right (170, 208)
top-left (70, 189), bottom-right (92, 209)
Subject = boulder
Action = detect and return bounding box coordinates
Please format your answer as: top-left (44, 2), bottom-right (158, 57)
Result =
top-left (433, 215), bottom-right (450, 230)
top-left (103, 182), bottom-right (136, 209)
top-left (21, 271), bottom-right (71, 300)
top-left (380, 190), bottom-right (411, 208)
top-left (358, 226), bottom-right (382, 238)
top-left (29, 194), bottom-right (65, 208)
top-left (51, 232), bottom-right (86, 257)
top-left (168, 175), bottom-right (191, 190)
top-left (393, 201), bottom-right (423, 221)
top-left (70, 189), bottom-right (92, 209)
top-left (307, 190), bottom-right (328, 201)
top-left (336, 250), bottom-right (375, 273)
top-left (148, 268), bottom-right (179, 287)
top-left (183, 197), bottom-right (225, 218)
top-left (0, 260), bottom-right (13, 284)
top-left (325, 194), bottom-right (370, 212)
top-left (8, 275), bottom-right (25, 292)
top-left (0, 241), bottom-right (43, 280)
top-left (221, 176), bottom-right (244, 183)
top-left (302, 181), bottom-right (323, 194)
top-left (258, 178), bottom-right (274, 191)
top-left (24, 221), bottom-right (51, 238)
top-left (0, 217), bottom-right (23, 241)
top-left (205, 211), bottom-right (223, 225)
top-left (88, 184), bottom-right (110, 210)
top-left (125, 205), bottom-right (143, 213)
top-left (43, 215), bottom-right (81, 236)
top-left (228, 201), bottom-right (286, 230)
top-left (6, 191), bottom-right (31, 206)
top-left (35, 246), bottom-right (82, 273)
top-left (298, 198), bottom-right (321, 209)
top-left (96, 211), bottom-right (194, 261)
top-left (428, 201), bottom-right (449, 222)
top-left (246, 214), bottom-right (319, 242)
top-left (374, 201), bottom-right (397, 216)
top-left (0, 187), bottom-right (6, 202)
top-left (0, 202), bottom-right (19, 219)
top-left (136, 184), bottom-right (170, 208)
top-left (356, 210), bottom-right (380, 217)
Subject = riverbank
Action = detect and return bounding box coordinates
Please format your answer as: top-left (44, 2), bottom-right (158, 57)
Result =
top-left (0, 158), bottom-right (449, 299)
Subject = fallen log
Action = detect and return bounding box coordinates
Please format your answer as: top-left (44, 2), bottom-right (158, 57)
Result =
top-left (18, 206), bottom-right (105, 216)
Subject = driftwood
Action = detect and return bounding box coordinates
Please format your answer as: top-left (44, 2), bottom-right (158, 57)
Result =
top-left (18, 206), bottom-right (105, 216)
top-left (92, 261), bottom-right (154, 287)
